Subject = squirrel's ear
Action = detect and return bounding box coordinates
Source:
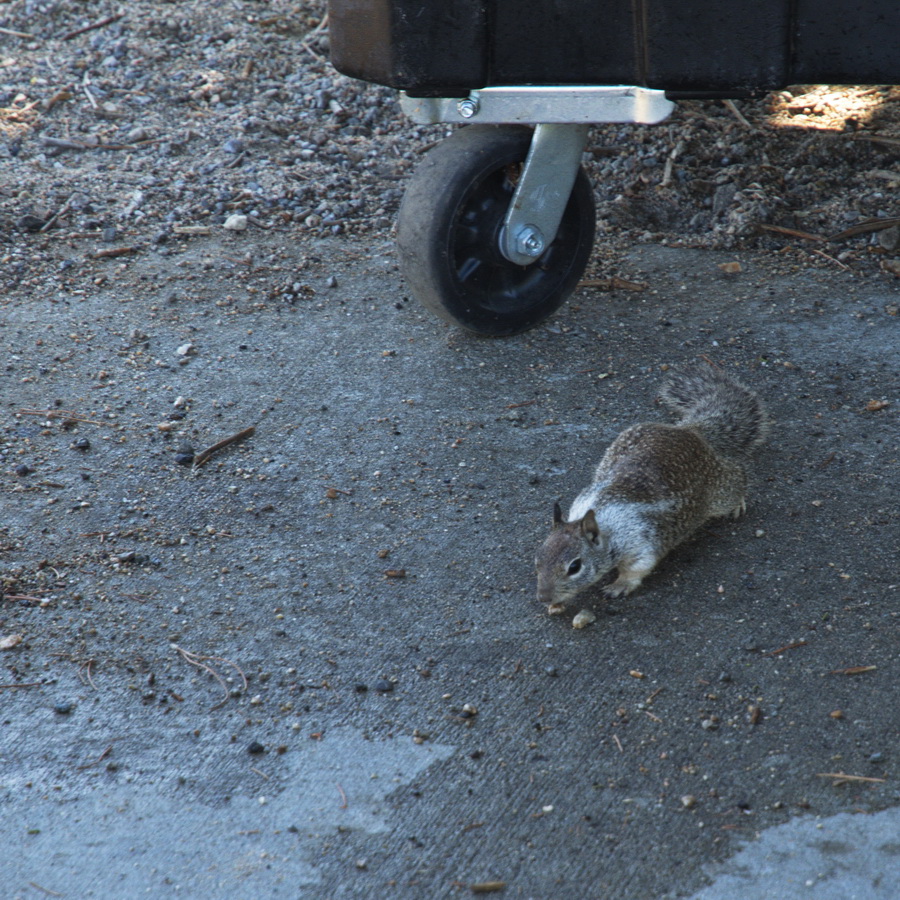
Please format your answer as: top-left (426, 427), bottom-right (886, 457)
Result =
top-left (552, 501), bottom-right (563, 528)
top-left (581, 509), bottom-right (600, 543)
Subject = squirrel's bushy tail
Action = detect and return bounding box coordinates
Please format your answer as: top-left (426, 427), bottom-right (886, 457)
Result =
top-left (660, 365), bottom-right (770, 458)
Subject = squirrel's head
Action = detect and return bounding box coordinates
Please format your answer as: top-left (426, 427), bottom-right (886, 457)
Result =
top-left (535, 503), bottom-right (616, 607)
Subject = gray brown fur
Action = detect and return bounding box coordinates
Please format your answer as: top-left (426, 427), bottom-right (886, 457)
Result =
top-left (535, 366), bottom-right (770, 606)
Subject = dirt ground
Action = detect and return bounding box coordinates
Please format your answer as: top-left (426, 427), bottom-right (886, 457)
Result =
top-left (1, 3), bottom-right (899, 899)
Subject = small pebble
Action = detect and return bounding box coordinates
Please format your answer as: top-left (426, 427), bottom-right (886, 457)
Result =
top-left (17, 214), bottom-right (46, 233)
top-left (374, 679), bottom-right (394, 693)
top-left (223, 213), bottom-right (248, 231)
top-left (15, 464), bottom-right (33, 476)
top-left (71, 438), bottom-right (90, 451)
top-left (174, 447), bottom-right (195, 466)
top-left (247, 741), bottom-right (265, 754)
top-left (54, 702), bottom-right (74, 715)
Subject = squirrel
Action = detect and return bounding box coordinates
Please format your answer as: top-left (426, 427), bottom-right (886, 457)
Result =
top-left (535, 364), bottom-right (770, 609)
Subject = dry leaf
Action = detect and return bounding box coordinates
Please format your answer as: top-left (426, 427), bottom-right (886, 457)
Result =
top-left (0, 634), bottom-right (23, 650)
top-left (865, 400), bottom-right (889, 412)
top-left (718, 261), bottom-right (742, 274)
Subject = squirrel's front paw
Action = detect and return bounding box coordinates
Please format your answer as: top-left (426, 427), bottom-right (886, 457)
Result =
top-left (602, 579), bottom-right (638, 599)
top-left (602, 565), bottom-right (654, 598)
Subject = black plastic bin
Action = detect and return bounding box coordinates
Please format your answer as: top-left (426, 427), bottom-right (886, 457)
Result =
top-left (328, 1), bottom-right (900, 334)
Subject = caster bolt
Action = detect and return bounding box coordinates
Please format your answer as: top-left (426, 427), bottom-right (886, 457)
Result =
top-left (515, 225), bottom-right (546, 258)
top-left (457, 98), bottom-right (480, 119)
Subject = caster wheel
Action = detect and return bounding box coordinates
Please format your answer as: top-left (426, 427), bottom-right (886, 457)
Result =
top-left (397, 124), bottom-right (596, 336)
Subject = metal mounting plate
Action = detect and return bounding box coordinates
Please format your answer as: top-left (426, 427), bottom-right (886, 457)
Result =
top-left (400, 85), bottom-right (675, 126)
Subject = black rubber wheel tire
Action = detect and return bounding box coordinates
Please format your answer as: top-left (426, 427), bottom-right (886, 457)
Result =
top-left (396, 124), bottom-right (596, 337)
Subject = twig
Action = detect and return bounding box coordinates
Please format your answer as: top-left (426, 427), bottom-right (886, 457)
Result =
top-left (298, 13), bottom-right (329, 60)
top-left (82, 82), bottom-right (98, 110)
top-left (817, 772), bottom-right (886, 785)
top-left (809, 248), bottom-right (851, 270)
top-left (40, 192), bottom-right (77, 233)
top-left (756, 223), bottom-right (827, 243)
top-left (828, 216), bottom-right (900, 242)
top-left (830, 665), bottom-right (877, 675)
top-left (28, 884), bottom-right (63, 898)
top-left (645, 686), bottom-right (665, 704)
top-left (173, 226), bottom-right (212, 235)
top-left (336, 782), bottom-right (348, 809)
top-left (76, 744), bottom-right (113, 770)
top-left (193, 426), bottom-right (255, 469)
top-left (79, 659), bottom-right (98, 690)
top-left (0, 681), bottom-right (46, 689)
top-left (43, 135), bottom-right (164, 152)
top-left (849, 133), bottom-right (900, 150)
top-left (722, 98), bottom-right (753, 128)
top-left (17, 408), bottom-right (107, 426)
top-left (43, 137), bottom-right (95, 151)
top-left (92, 246), bottom-right (139, 259)
top-left (613, 734), bottom-right (623, 753)
top-left (3, 594), bottom-right (47, 604)
top-left (175, 646), bottom-right (230, 706)
top-left (44, 89), bottom-right (73, 112)
top-left (579, 276), bottom-right (647, 291)
top-left (62, 12), bottom-right (124, 41)
top-left (765, 640), bottom-right (807, 656)
top-left (0, 26), bottom-right (35, 39)
top-left (661, 139), bottom-right (684, 187)
top-left (173, 644), bottom-right (248, 709)
top-left (471, 882), bottom-right (506, 894)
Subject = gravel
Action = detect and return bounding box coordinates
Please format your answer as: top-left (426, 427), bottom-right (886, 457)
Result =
top-left (3, 1), bottom-right (900, 293)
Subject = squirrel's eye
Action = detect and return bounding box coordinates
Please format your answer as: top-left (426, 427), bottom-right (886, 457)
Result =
top-left (567, 559), bottom-right (582, 577)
